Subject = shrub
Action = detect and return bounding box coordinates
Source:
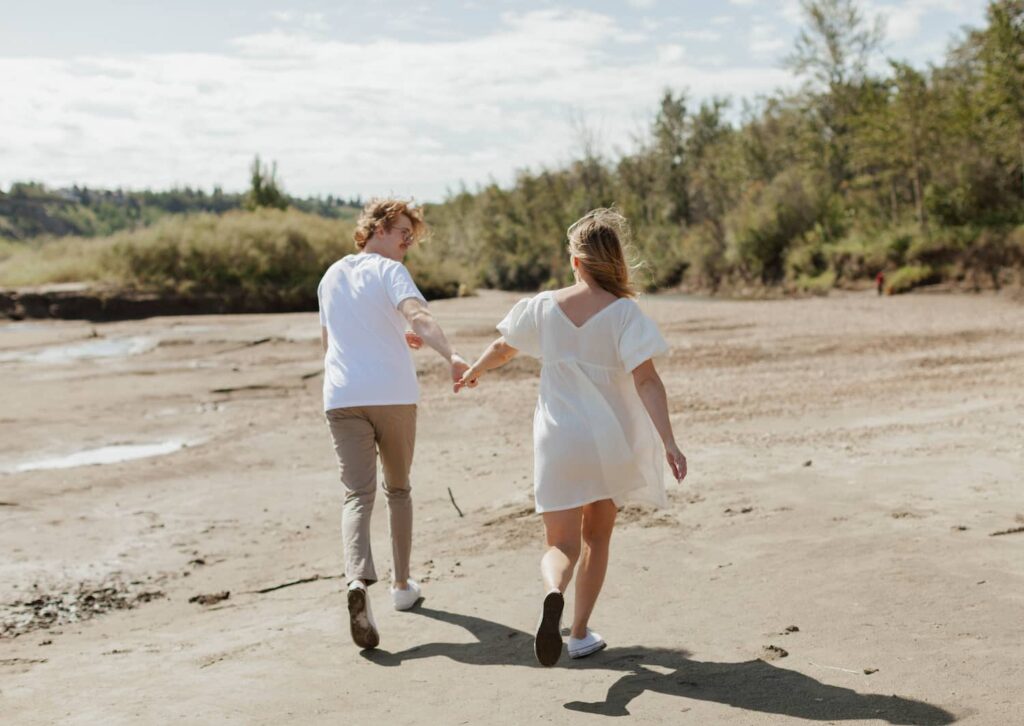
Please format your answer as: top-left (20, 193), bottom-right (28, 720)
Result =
top-left (961, 226), bottom-right (1024, 290)
top-left (795, 269), bottom-right (836, 295)
top-left (680, 221), bottom-right (726, 290)
top-left (886, 264), bottom-right (941, 294)
top-left (724, 168), bottom-right (830, 283)
top-left (632, 224), bottom-right (688, 292)
top-left (0, 209), bottom-right (465, 305)
top-left (785, 236), bottom-right (827, 280)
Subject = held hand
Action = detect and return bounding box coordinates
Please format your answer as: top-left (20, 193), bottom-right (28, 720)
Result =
top-left (405, 331), bottom-right (423, 349)
top-left (450, 354), bottom-right (471, 392)
top-left (453, 363), bottom-right (482, 393)
top-left (666, 443), bottom-right (687, 482)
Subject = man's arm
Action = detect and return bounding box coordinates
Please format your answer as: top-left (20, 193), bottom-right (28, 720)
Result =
top-left (321, 326), bottom-right (328, 354)
top-left (398, 298), bottom-right (469, 387)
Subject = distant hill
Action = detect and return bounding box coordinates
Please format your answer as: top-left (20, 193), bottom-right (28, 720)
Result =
top-left (0, 182), bottom-right (362, 241)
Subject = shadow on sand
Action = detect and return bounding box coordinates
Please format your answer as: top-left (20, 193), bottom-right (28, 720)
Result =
top-left (361, 606), bottom-right (956, 724)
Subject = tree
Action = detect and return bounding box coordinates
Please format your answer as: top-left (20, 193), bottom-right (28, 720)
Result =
top-left (977, 0), bottom-right (1024, 197)
top-left (650, 91), bottom-right (691, 225)
top-left (244, 155), bottom-right (287, 211)
top-left (888, 62), bottom-right (935, 228)
top-left (786, 0), bottom-right (884, 89)
top-left (787, 0), bottom-right (885, 189)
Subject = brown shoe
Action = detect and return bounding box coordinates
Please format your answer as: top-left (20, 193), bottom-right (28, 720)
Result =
top-left (347, 583), bottom-right (380, 649)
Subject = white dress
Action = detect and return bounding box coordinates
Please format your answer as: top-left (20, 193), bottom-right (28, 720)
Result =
top-left (497, 291), bottom-right (670, 513)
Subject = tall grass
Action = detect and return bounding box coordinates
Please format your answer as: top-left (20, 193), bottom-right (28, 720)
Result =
top-left (0, 209), bottom-right (467, 302)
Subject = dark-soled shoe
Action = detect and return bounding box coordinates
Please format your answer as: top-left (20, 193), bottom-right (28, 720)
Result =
top-left (534, 590), bottom-right (564, 667)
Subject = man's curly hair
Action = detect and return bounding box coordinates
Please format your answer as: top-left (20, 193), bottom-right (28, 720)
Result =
top-left (353, 198), bottom-right (426, 249)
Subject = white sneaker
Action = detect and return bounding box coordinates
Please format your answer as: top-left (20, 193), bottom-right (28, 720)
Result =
top-left (568, 628), bottom-right (607, 659)
top-left (347, 581), bottom-right (379, 649)
top-left (390, 579), bottom-right (422, 611)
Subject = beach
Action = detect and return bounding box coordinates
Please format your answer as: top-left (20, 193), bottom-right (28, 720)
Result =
top-left (1, 289), bottom-right (1022, 724)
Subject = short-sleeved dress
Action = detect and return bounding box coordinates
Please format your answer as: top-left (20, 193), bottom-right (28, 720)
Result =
top-left (497, 291), bottom-right (670, 513)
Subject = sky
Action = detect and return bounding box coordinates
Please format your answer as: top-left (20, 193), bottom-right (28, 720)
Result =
top-left (0, 1), bottom-right (989, 202)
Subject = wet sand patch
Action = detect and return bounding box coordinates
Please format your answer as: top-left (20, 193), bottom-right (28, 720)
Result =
top-left (0, 336), bottom-right (157, 364)
top-left (6, 440), bottom-right (195, 473)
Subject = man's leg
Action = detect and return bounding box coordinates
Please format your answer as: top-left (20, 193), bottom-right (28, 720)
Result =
top-left (326, 407), bottom-right (379, 586)
top-left (369, 404), bottom-right (417, 588)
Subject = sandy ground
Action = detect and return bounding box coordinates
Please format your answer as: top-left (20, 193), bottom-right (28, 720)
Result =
top-left (0, 289), bottom-right (1022, 725)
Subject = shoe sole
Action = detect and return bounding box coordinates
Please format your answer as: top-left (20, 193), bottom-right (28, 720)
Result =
top-left (569, 640), bottom-right (607, 659)
top-left (534, 591), bottom-right (564, 667)
top-left (347, 588), bottom-right (380, 650)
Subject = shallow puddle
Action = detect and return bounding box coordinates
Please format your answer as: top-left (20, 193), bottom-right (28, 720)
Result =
top-left (10, 441), bottom-right (191, 473)
top-left (0, 322), bottom-right (50, 334)
top-left (0, 336), bottom-right (157, 363)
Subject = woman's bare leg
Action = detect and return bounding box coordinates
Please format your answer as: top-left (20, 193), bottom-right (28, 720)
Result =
top-left (571, 499), bottom-right (617, 639)
top-left (541, 508), bottom-right (583, 592)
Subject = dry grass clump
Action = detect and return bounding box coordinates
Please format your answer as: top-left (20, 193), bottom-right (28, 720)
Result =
top-left (0, 209), bottom-right (467, 302)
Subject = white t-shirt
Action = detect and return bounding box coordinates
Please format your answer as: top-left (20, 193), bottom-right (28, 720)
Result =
top-left (317, 253), bottom-right (427, 410)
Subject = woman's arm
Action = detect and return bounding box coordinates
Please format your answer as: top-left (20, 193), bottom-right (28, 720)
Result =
top-left (631, 359), bottom-right (687, 481)
top-left (453, 336), bottom-right (519, 392)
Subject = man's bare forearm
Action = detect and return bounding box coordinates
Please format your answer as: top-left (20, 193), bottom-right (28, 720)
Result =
top-left (400, 299), bottom-right (459, 362)
top-left (412, 312), bottom-right (456, 361)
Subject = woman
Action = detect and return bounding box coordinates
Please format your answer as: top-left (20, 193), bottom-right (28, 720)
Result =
top-left (455, 208), bottom-right (687, 666)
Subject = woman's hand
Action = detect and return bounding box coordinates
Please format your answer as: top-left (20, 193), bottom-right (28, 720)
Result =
top-left (666, 442), bottom-right (687, 482)
top-left (405, 331), bottom-right (424, 349)
top-left (453, 363), bottom-right (483, 393)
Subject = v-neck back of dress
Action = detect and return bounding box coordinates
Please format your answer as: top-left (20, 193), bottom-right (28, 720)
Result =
top-left (550, 291), bottom-right (627, 330)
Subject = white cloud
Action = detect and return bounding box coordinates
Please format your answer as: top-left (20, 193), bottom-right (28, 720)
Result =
top-left (626, 0), bottom-right (657, 8)
top-left (869, 0), bottom-right (977, 43)
top-left (656, 44), bottom-right (686, 63)
top-left (750, 22), bottom-right (787, 58)
top-left (678, 29), bottom-right (723, 42)
top-left (780, 0), bottom-right (804, 26)
top-left (0, 9), bottom-right (798, 199)
top-left (270, 10), bottom-right (329, 32)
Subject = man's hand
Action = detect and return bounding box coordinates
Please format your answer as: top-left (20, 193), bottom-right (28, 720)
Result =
top-left (405, 331), bottom-right (423, 349)
top-left (450, 353), bottom-right (471, 392)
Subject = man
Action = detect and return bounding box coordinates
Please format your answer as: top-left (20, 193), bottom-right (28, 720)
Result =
top-left (318, 198), bottom-right (468, 649)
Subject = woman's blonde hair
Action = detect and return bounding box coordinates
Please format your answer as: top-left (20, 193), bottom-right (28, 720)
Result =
top-left (567, 208), bottom-right (637, 298)
top-left (353, 198), bottom-right (426, 249)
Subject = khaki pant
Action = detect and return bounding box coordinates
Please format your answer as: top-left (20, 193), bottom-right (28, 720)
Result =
top-left (326, 404), bottom-right (417, 587)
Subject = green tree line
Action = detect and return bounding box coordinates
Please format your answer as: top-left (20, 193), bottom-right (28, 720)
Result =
top-left (0, 171), bottom-right (363, 241)
top-left (3, 1), bottom-right (1022, 300)
top-left (424, 0), bottom-right (1024, 294)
